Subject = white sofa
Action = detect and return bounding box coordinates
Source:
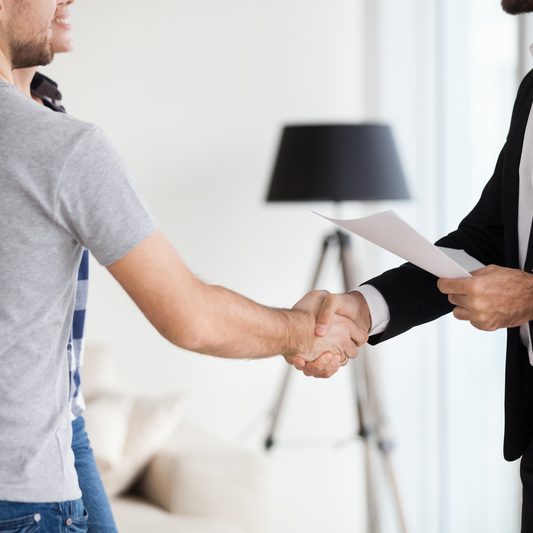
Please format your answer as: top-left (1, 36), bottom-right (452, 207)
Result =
top-left (82, 347), bottom-right (270, 533)
top-left (113, 423), bottom-right (270, 533)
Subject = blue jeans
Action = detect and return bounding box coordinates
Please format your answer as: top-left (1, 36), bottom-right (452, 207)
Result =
top-left (71, 416), bottom-right (118, 533)
top-left (0, 499), bottom-right (88, 532)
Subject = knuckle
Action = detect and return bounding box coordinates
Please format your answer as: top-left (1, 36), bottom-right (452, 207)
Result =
top-left (307, 362), bottom-right (319, 373)
top-left (477, 316), bottom-right (490, 330)
top-left (473, 296), bottom-right (485, 311)
top-left (309, 290), bottom-right (325, 301)
top-left (470, 279), bottom-right (482, 295)
top-left (324, 294), bottom-right (336, 306)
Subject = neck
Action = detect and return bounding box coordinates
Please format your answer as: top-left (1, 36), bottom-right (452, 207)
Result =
top-left (12, 68), bottom-right (38, 98)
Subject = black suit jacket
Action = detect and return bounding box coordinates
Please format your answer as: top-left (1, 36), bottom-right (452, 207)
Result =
top-left (365, 69), bottom-right (533, 462)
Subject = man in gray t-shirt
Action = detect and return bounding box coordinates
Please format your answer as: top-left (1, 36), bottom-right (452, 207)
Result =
top-left (0, 0), bottom-right (369, 524)
top-left (0, 88), bottom-right (157, 502)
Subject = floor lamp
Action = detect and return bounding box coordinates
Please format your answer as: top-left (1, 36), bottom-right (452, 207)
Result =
top-left (265, 124), bottom-right (410, 533)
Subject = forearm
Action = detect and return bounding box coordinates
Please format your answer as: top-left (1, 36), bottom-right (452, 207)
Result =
top-left (108, 231), bottom-right (315, 359)
top-left (170, 281), bottom-right (314, 358)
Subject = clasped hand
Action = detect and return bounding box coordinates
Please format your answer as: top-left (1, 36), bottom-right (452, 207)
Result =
top-left (284, 290), bottom-right (371, 378)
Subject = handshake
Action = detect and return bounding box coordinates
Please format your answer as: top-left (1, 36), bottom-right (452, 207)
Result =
top-left (283, 290), bottom-right (372, 379)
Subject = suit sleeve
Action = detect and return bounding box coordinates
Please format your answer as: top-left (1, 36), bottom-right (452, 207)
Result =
top-left (364, 143), bottom-right (506, 345)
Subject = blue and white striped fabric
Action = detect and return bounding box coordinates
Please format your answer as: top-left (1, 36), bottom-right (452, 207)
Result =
top-left (31, 73), bottom-right (89, 421)
top-left (68, 249), bottom-right (89, 421)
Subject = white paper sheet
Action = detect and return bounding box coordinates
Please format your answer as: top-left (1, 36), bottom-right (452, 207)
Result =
top-left (437, 247), bottom-right (485, 273)
top-left (315, 210), bottom-right (479, 279)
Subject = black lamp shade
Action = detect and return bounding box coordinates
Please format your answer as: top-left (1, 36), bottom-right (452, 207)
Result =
top-left (266, 124), bottom-right (410, 202)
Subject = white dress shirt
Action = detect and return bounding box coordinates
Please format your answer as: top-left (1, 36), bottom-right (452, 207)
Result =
top-left (357, 46), bottom-right (533, 363)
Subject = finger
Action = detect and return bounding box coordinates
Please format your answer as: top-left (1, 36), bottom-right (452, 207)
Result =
top-left (323, 356), bottom-right (343, 377)
top-left (332, 321), bottom-right (359, 358)
top-left (343, 340), bottom-right (358, 359)
top-left (437, 278), bottom-right (469, 295)
top-left (302, 352), bottom-right (334, 377)
top-left (452, 306), bottom-right (471, 321)
top-left (314, 353), bottom-right (342, 379)
top-left (348, 319), bottom-right (369, 347)
top-left (315, 297), bottom-right (337, 337)
top-left (302, 353), bottom-right (331, 376)
top-left (339, 353), bottom-right (350, 367)
top-left (335, 319), bottom-right (363, 357)
top-left (284, 355), bottom-right (307, 370)
top-left (448, 294), bottom-right (468, 307)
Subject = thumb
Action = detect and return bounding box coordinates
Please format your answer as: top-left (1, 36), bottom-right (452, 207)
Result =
top-left (315, 296), bottom-right (337, 336)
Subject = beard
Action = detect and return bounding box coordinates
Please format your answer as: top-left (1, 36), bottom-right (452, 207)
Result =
top-left (10, 36), bottom-right (53, 69)
top-left (7, 0), bottom-right (54, 69)
top-left (501, 0), bottom-right (533, 13)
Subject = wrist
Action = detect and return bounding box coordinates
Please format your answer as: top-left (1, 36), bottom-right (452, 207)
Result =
top-left (282, 309), bottom-right (314, 356)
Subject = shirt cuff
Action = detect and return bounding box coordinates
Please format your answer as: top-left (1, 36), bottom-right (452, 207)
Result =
top-left (354, 284), bottom-right (390, 336)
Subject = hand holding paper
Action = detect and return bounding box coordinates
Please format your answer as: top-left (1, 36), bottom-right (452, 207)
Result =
top-left (438, 265), bottom-right (533, 331)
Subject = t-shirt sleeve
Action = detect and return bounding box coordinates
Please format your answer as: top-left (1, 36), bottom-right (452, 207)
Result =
top-left (54, 126), bottom-right (157, 266)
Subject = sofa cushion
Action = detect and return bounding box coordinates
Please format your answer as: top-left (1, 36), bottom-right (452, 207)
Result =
top-left (137, 423), bottom-right (270, 533)
top-left (83, 393), bottom-right (133, 471)
top-left (85, 392), bottom-right (187, 497)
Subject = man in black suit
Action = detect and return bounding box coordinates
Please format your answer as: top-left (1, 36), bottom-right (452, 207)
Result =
top-left (283, 0), bottom-right (533, 529)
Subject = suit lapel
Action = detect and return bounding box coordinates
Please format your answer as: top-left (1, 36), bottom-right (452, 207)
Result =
top-left (504, 81), bottom-right (533, 270)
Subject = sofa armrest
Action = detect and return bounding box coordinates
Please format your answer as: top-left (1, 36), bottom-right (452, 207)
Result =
top-left (135, 430), bottom-right (270, 533)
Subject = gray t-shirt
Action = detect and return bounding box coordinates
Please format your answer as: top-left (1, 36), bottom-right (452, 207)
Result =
top-left (0, 80), bottom-right (156, 502)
